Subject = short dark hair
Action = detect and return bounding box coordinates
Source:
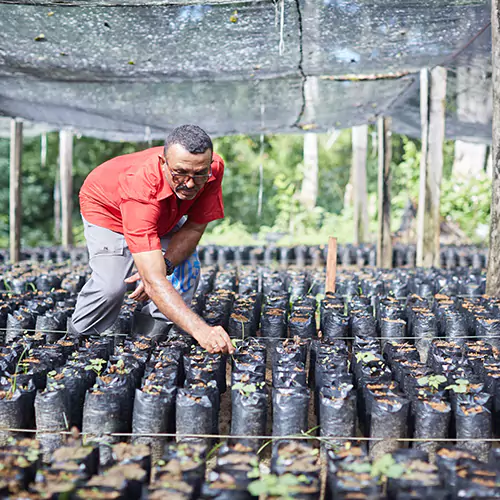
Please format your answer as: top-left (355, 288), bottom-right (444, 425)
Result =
top-left (164, 125), bottom-right (213, 155)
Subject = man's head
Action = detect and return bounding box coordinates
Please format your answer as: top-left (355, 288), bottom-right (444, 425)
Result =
top-left (160, 124), bottom-right (213, 201)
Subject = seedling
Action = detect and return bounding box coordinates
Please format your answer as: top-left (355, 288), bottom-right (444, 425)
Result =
top-left (231, 338), bottom-right (243, 349)
top-left (7, 345), bottom-right (29, 398)
top-left (371, 453), bottom-right (405, 482)
top-left (206, 441), bottom-right (225, 461)
top-left (248, 473), bottom-right (305, 499)
top-left (445, 378), bottom-right (470, 393)
top-left (343, 460), bottom-right (372, 474)
top-left (232, 381), bottom-right (263, 397)
top-left (84, 358), bottom-right (106, 375)
top-left (417, 374), bottom-right (447, 390)
top-left (355, 352), bottom-right (379, 363)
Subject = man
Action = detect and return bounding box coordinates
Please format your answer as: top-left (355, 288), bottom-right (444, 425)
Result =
top-left (69, 124), bottom-right (234, 354)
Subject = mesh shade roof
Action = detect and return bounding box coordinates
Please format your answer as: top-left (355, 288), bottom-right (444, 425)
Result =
top-left (0, 0), bottom-right (492, 141)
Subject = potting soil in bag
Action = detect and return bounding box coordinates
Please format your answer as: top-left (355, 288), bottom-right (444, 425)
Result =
top-left (82, 386), bottom-right (128, 466)
top-left (35, 311), bottom-right (65, 343)
top-left (158, 442), bottom-right (207, 495)
top-left (441, 310), bottom-right (468, 345)
top-left (454, 459), bottom-right (500, 499)
top-left (413, 399), bottom-right (451, 457)
top-left (369, 395), bottom-right (409, 459)
top-left (230, 383), bottom-right (267, 451)
top-left (132, 385), bottom-right (177, 462)
top-left (0, 383), bottom-right (35, 445)
top-left (35, 384), bottom-right (71, 461)
top-left (272, 386), bottom-right (310, 454)
top-left (228, 312), bottom-right (254, 339)
top-left (412, 312), bottom-right (438, 363)
top-left (272, 361), bottom-right (307, 389)
top-left (380, 318), bottom-right (407, 346)
top-left (6, 309), bottom-right (36, 343)
top-left (322, 312), bottom-right (349, 341)
top-left (176, 388), bottom-right (213, 447)
top-left (476, 317), bottom-right (500, 349)
top-left (288, 313), bottom-right (316, 339)
top-left (436, 447), bottom-right (477, 494)
top-left (455, 401), bottom-right (492, 462)
top-left (319, 384), bottom-right (356, 446)
top-left (202, 470), bottom-right (254, 500)
top-left (184, 380), bottom-right (220, 435)
top-left (95, 374), bottom-right (135, 430)
top-left (261, 308), bottom-right (287, 340)
top-left (271, 339), bottom-right (308, 367)
top-left (232, 359), bottom-right (266, 385)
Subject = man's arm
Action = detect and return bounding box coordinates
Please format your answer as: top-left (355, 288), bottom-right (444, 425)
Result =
top-left (126, 220), bottom-right (206, 301)
top-left (132, 249), bottom-right (234, 354)
top-left (164, 220), bottom-right (207, 266)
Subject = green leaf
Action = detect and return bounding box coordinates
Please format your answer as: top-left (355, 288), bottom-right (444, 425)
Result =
top-left (247, 467), bottom-right (260, 479)
top-left (386, 463), bottom-right (405, 479)
top-left (248, 479), bottom-right (269, 496)
top-left (344, 461), bottom-right (372, 474)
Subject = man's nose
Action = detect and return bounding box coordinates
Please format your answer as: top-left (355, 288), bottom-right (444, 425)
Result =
top-left (185, 176), bottom-right (196, 189)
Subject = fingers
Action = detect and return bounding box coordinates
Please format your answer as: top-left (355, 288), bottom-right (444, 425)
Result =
top-left (196, 327), bottom-right (235, 355)
top-left (129, 283), bottom-right (149, 302)
top-left (124, 272), bottom-right (141, 284)
top-left (209, 327), bottom-right (234, 355)
top-left (216, 327), bottom-right (235, 354)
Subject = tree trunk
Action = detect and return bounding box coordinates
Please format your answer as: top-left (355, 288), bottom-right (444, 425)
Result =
top-left (416, 67), bottom-right (447, 268)
top-left (377, 117), bottom-right (392, 268)
top-left (487, 0), bottom-right (500, 295)
top-left (9, 119), bottom-right (22, 263)
top-left (59, 129), bottom-right (74, 248)
top-left (352, 125), bottom-right (369, 244)
top-left (300, 133), bottom-right (319, 210)
top-left (54, 172), bottom-right (61, 243)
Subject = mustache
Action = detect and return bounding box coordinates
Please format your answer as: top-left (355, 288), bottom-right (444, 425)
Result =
top-left (176, 185), bottom-right (196, 192)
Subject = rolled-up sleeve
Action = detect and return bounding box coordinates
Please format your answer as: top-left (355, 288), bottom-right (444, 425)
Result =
top-left (120, 200), bottom-right (162, 253)
top-left (118, 170), bottom-right (162, 254)
top-left (187, 161), bottom-right (225, 225)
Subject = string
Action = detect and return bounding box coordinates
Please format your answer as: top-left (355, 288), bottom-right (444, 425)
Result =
top-left (2, 427), bottom-right (499, 442)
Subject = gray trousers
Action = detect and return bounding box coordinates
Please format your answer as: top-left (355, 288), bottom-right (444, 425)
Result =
top-left (70, 217), bottom-right (201, 336)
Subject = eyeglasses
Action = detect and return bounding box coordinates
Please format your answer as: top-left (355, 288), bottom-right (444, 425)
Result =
top-left (165, 161), bottom-right (212, 186)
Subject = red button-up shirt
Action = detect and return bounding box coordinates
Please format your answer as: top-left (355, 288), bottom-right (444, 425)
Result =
top-left (79, 146), bottom-right (224, 254)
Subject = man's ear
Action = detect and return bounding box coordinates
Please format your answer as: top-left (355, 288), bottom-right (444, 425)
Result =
top-left (158, 154), bottom-right (166, 165)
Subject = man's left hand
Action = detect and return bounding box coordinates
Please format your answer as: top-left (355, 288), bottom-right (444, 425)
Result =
top-left (125, 272), bottom-right (150, 302)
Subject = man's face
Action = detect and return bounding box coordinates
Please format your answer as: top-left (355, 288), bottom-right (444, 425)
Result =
top-left (161, 143), bottom-right (213, 201)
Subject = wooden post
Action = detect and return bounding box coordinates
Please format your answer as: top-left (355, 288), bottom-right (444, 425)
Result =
top-left (416, 67), bottom-right (447, 268)
top-left (54, 172), bottom-right (61, 243)
top-left (352, 125), bottom-right (369, 245)
top-left (325, 236), bottom-right (337, 293)
top-left (9, 119), bottom-right (22, 263)
top-left (377, 116), bottom-right (392, 268)
top-left (59, 129), bottom-right (74, 248)
top-left (487, 0), bottom-right (500, 295)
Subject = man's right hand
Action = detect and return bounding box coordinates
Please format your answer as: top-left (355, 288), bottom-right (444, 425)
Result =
top-left (194, 325), bottom-right (234, 354)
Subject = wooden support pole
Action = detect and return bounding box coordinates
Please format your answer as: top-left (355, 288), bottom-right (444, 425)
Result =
top-left (59, 129), bottom-right (74, 248)
top-left (416, 67), bottom-right (447, 268)
top-left (487, 0), bottom-right (500, 295)
top-left (325, 236), bottom-right (337, 293)
top-left (377, 116), bottom-right (393, 268)
top-left (352, 125), bottom-right (369, 245)
top-left (9, 119), bottom-right (23, 263)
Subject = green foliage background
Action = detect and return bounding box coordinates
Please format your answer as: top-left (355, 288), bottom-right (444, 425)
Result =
top-left (0, 129), bottom-right (491, 248)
